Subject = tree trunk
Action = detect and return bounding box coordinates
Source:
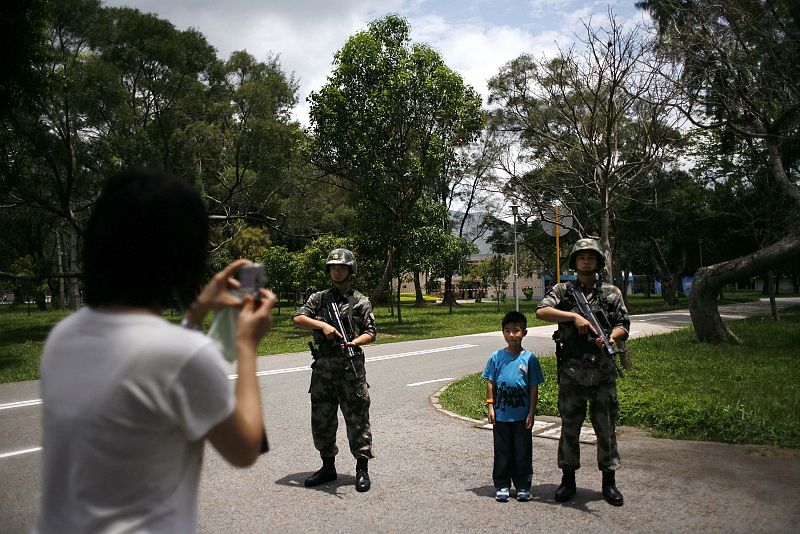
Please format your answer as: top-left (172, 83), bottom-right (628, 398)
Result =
top-left (55, 229), bottom-right (65, 310)
top-left (68, 227), bottom-right (81, 311)
top-left (689, 231), bottom-right (800, 343)
top-left (396, 272), bottom-right (402, 324)
top-left (413, 271), bottom-right (426, 307)
top-left (620, 268), bottom-right (630, 308)
top-left (759, 273), bottom-right (770, 295)
top-left (661, 276), bottom-right (678, 306)
top-left (600, 189), bottom-right (615, 285)
top-left (370, 250), bottom-right (393, 307)
top-left (649, 237), bottom-right (685, 305)
top-left (768, 270), bottom-right (779, 321)
top-left (440, 273), bottom-right (460, 307)
top-left (618, 339), bottom-right (633, 371)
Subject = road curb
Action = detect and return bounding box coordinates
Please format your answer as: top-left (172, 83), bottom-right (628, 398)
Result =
top-left (430, 382), bottom-right (598, 444)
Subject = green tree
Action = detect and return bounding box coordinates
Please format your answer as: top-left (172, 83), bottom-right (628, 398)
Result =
top-left (428, 233), bottom-right (478, 313)
top-left (99, 6), bottom-right (217, 170)
top-left (0, 2), bottom-right (302, 307)
top-left (638, 0), bottom-right (800, 342)
top-left (258, 245), bottom-right (293, 313)
top-left (307, 15), bottom-right (484, 312)
top-left (488, 12), bottom-right (681, 283)
top-left (226, 225), bottom-right (271, 260)
top-left (473, 255), bottom-right (512, 311)
top-left (185, 50), bottom-right (300, 252)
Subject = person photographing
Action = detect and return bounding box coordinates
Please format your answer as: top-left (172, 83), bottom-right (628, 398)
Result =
top-left (35, 168), bottom-right (276, 533)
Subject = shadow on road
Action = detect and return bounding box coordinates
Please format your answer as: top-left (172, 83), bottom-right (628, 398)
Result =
top-left (273, 472), bottom-right (355, 497)
top-left (468, 482), bottom-right (607, 513)
top-left (531, 484), bottom-right (607, 513)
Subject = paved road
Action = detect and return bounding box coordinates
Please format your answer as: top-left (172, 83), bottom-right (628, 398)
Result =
top-left (1, 298), bottom-right (799, 532)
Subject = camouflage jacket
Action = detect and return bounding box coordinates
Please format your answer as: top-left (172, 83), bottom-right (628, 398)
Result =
top-left (293, 286), bottom-right (377, 356)
top-left (537, 281), bottom-right (630, 384)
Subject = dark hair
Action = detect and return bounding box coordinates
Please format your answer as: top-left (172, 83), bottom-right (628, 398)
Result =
top-left (83, 167), bottom-right (209, 309)
top-left (502, 311), bottom-right (527, 329)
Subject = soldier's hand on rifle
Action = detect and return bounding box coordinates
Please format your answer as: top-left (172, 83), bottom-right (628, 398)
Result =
top-left (320, 323), bottom-right (342, 341)
top-left (595, 335), bottom-right (614, 350)
top-left (573, 313), bottom-right (598, 336)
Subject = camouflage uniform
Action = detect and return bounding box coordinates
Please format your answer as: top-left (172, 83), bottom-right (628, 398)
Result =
top-left (537, 281), bottom-right (629, 472)
top-left (294, 286), bottom-right (377, 460)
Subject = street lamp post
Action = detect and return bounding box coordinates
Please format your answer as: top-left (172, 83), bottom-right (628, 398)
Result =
top-left (510, 204), bottom-right (519, 312)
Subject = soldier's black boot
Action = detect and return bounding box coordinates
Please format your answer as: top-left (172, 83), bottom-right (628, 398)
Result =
top-left (355, 458), bottom-right (371, 492)
top-left (555, 469), bottom-right (576, 502)
top-left (304, 457), bottom-right (337, 487)
top-left (602, 470), bottom-right (624, 506)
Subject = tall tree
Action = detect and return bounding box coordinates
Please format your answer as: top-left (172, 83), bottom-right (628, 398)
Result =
top-left (1, 0), bottom-right (110, 307)
top-left (638, 0), bottom-right (800, 342)
top-left (488, 12), bottom-right (681, 283)
top-left (307, 15), bottom-right (484, 317)
top-left (185, 50), bottom-right (300, 253)
top-left (98, 6), bottom-right (217, 170)
top-left (1, 2), bottom-right (302, 308)
top-left (436, 130), bottom-right (502, 307)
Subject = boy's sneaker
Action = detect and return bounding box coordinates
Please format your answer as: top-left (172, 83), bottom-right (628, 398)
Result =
top-left (495, 487), bottom-right (510, 502)
top-left (516, 488), bottom-right (531, 502)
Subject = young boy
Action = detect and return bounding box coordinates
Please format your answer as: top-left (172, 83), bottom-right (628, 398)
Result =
top-left (482, 311), bottom-right (545, 502)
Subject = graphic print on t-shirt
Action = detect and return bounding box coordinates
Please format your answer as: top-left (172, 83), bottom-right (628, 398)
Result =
top-left (496, 383), bottom-right (527, 411)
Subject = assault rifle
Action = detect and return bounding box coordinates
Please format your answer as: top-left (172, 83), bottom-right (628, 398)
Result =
top-left (326, 302), bottom-right (364, 385)
top-left (327, 302), bottom-right (356, 359)
top-left (568, 285), bottom-right (624, 378)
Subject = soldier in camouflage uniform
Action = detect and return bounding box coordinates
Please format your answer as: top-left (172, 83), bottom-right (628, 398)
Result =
top-left (292, 248), bottom-right (377, 492)
top-left (535, 238), bottom-right (629, 506)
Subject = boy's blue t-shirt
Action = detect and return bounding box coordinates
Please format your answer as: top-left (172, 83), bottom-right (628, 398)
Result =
top-left (482, 349), bottom-right (545, 422)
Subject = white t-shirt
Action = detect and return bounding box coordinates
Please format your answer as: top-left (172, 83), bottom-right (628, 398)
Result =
top-left (34, 307), bottom-right (235, 533)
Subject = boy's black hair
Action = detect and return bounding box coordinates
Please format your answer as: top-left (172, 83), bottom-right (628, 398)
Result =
top-left (502, 311), bottom-right (527, 329)
top-left (83, 167), bottom-right (209, 310)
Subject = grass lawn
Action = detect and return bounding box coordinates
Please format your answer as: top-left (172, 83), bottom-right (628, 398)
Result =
top-left (438, 306), bottom-right (800, 449)
top-left (623, 291), bottom-right (764, 314)
top-left (1, 297), bottom-right (547, 383)
top-left (0, 290), bottom-right (765, 384)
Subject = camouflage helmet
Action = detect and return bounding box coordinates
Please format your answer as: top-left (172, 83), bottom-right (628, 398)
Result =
top-left (326, 248), bottom-right (357, 275)
top-left (568, 238), bottom-right (606, 271)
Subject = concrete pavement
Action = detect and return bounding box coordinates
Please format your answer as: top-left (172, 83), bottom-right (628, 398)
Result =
top-left (1, 297), bottom-right (798, 532)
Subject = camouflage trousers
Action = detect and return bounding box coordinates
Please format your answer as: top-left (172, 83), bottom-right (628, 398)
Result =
top-left (308, 352), bottom-right (373, 460)
top-left (557, 380), bottom-right (620, 471)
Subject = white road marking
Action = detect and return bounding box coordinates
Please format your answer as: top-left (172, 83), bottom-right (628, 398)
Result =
top-left (0, 399), bottom-right (42, 411)
top-left (1, 343), bottom-right (479, 460)
top-left (365, 344), bottom-right (478, 363)
top-left (228, 344), bottom-right (479, 379)
top-left (0, 447), bottom-right (41, 459)
top-left (406, 378), bottom-right (455, 387)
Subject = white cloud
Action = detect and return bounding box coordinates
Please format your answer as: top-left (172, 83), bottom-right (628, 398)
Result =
top-left (103, 1), bottom-right (642, 125)
top-left (411, 16), bottom-right (565, 106)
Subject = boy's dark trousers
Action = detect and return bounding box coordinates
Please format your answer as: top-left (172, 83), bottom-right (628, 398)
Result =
top-left (492, 420), bottom-right (533, 490)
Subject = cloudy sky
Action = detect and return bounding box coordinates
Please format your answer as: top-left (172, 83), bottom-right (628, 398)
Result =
top-left (104, 0), bottom-right (649, 125)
